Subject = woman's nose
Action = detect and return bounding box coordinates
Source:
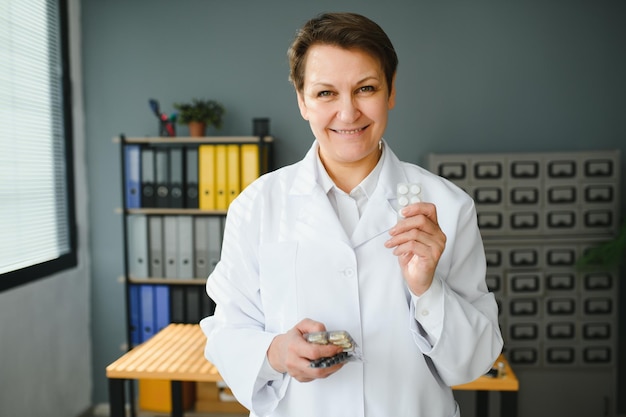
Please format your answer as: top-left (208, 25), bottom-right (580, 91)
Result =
top-left (336, 97), bottom-right (360, 123)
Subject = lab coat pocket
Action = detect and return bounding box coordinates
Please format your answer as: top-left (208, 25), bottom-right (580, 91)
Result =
top-left (259, 241), bottom-right (298, 333)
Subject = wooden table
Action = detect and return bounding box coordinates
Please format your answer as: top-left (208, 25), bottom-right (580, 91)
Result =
top-left (453, 354), bottom-right (519, 417)
top-left (107, 323), bottom-right (518, 417)
top-left (106, 323), bottom-right (223, 417)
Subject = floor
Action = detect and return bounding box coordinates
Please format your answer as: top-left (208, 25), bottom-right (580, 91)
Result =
top-left (91, 403), bottom-right (248, 417)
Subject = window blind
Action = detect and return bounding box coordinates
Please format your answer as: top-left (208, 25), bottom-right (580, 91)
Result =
top-left (0, 0), bottom-right (76, 288)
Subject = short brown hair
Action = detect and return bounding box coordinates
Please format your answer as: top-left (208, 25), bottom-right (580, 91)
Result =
top-left (288, 12), bottom-right (398, 95)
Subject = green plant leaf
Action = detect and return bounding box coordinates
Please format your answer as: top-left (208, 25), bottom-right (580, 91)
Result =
top-left (173, 98), bottom-right (225, 128)
top-left (576, 217), bottom-right (626, 269)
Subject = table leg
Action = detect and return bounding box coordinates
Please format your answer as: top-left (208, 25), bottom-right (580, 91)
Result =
top-left (476, 391), bottom-right (488, 417)
top-left (128, 380), bottom-right (136, 417)
top-left (171, 380), bottom-right (183, 417)
top-left (501, 391), bottom-right (518, 417)
top-left (108, 378), bottom-right (126, 417)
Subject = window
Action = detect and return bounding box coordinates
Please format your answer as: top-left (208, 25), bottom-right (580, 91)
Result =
top-left (0, 0), bottom-right (77, 292)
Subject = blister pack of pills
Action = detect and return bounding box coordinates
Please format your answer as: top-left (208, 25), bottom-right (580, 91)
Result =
top-left (397, 182), bottom-right (422, 216)
top-left (305, 330), bottom-right (364, 368)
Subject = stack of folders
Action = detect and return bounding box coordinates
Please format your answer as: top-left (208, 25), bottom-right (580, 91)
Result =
top-left (126, 215), bottom-right (224, 280)
top-left (126, 214), bottom-right (223, 346)
top-left (128, 284), bottom-right (216, 346)
top-left (124, 143), bottom-right (263, 209)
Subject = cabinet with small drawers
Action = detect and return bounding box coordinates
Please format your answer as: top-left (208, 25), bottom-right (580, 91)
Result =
top-left (429, 150), bottom-right (621, 417)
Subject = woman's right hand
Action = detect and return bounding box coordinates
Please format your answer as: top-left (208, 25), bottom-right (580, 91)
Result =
top-left (267, 318), bottom-right (346, 382)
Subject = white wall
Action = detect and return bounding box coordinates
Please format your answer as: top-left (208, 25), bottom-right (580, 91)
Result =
top-left (0, 1), bottom-right (92, 416)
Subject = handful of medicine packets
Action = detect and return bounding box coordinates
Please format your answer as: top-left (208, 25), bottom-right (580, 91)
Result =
top-left (305, 330), bottom-right (364, 368)
top-left (397, 182), bottom-right (422, 216)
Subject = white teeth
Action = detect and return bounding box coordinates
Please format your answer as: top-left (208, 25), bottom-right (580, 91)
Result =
top-left (335, 128), bottom-right (363, 134)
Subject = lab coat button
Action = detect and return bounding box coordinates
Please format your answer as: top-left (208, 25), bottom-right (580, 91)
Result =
top-left (421, 309), bottom-right (430, 317)
top-left (343, 268), bottom-right (355, 278)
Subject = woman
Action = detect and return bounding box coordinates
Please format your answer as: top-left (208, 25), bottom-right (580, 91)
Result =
top-left (201, 12), bottom-right (503, 417)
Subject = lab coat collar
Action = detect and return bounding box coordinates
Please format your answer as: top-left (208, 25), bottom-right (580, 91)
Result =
top-left (289, 141), bottom-right (349, 244)
top-left (351, 140), bottom-right (408, 247)
top-left (289, 140), bottom-right (409, 248)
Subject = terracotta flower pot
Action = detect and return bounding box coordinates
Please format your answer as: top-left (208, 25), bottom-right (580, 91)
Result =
top-left (188, 121), bottom-right (206, 137)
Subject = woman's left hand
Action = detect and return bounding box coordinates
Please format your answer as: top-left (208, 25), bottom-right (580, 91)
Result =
top-left (384, 202), bottom-right (446, 295)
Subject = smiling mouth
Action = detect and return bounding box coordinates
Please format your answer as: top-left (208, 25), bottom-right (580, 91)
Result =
top-left (331, 126), bottom-right (368, 135)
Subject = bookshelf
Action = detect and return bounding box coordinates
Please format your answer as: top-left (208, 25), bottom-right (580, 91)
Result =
top-left (117, 134), bottom-right (274, 347)
top-left (116, 133), bottom-right (273, 413)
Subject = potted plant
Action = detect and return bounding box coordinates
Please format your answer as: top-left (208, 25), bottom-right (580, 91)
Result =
top-left (173, 98), bottom-right (225, 137)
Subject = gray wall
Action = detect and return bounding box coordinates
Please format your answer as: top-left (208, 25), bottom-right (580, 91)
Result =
top-left (0, 1), bottom-right (92, 416)
top-left (82, 0), bottom-right (626, 412)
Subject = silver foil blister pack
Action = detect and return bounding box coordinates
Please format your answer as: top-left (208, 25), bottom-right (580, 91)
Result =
top-left (305, 330), bottom-right (364, 368)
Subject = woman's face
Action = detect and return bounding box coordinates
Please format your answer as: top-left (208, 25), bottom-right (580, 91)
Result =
top-left (296, 44), bottom-right (396, 174)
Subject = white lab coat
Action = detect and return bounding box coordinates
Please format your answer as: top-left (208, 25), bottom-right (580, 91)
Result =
top-left (201, 140), bottom-right (503, 417)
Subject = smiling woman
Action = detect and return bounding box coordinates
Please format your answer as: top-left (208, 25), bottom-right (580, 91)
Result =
top-left (295, 45), bottom-right (395, 192)
top-left (0, 0), bottom-right (77, 292)
top-left (199, 12), bottom-right (502, 417)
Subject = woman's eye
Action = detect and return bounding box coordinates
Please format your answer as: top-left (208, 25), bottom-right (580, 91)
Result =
top-left (358, 86), bottom-right (376, 93)
top-left (317, 90), bottom-right (333, 97)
